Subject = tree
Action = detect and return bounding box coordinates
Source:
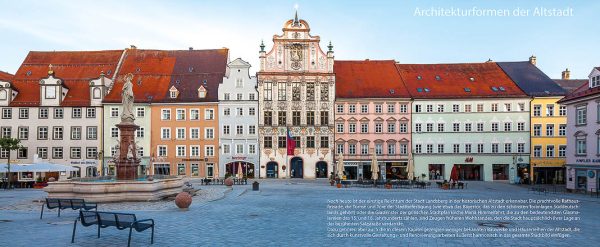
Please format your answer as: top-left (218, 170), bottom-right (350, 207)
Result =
top-left (0, 137), bottom-right (22, 189)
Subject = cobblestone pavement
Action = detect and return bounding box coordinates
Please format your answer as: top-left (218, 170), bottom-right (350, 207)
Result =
top-left (0, 180), bottom-right (598, 247)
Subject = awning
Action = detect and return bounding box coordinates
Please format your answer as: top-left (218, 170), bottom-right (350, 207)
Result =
top-left (0, 164), bottom-right (28, 173)
top-left (3, 162), bottom-right (79, 172)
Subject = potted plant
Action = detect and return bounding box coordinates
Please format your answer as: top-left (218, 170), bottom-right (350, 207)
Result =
top-left (33, 176), bottom-right (47, 189)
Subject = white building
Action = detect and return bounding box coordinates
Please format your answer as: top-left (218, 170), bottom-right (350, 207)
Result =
top-left (0, 50), bottom-right (124, 178)
top-left (257, 13), bottom-right (335, 179)
top-left (218, 58), bottom-right (259, 178)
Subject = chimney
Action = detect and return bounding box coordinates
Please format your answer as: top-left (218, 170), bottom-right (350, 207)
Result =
top-left (529, 55), bottom-right (537, 65)
top-left (189, 47), bottom-right (193, 51)
top-left (130, 45), bottom-right (137, 49)
top-left (562, 68), bottom-right (571, 80)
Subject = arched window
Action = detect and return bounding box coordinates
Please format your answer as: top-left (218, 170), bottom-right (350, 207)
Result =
top-left (93, 88), bottom-right (101, 99)
top-left (0, 89), bottom-right (7, 100)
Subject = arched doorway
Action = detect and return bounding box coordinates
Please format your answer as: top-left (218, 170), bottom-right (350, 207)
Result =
top-left (315, 161), bottom-right (328, 178)
top-left (225, 162), bottom-right (256, 178)
top-left (290, 157), bottom-right (303, 178)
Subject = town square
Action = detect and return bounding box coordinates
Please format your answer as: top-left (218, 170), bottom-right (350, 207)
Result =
top-left (0, 0), bottom-right (599, 246)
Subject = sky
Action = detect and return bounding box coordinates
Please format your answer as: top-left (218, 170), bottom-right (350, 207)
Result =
top-left (0, 0), bottom-right (598, 78)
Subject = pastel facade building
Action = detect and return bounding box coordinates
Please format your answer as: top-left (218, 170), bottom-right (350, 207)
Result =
top-left (397, 63), bottom-right (531, 182)
top-left (218, 58), bottom-right (259, 178)
top-left (334, 60), bottom-right (412, 180)
top-left (257, 13), bottom-right (335, 179)
top-left (558, 67), bottom-right (600, 192)
top-left (0, 51), bottom-right (124, 178)
top-left (498, 60), bottom-right (571, 185)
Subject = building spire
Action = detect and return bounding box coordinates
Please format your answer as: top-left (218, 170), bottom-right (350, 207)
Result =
top-left (293, 4), bottom-right (300, 26)
top-left (295, 10), bottom-right (298, 22)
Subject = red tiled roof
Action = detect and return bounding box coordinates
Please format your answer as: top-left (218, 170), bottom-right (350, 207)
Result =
top-left (0, 71), bottom-right (12, 81)
top-left (10, 50), bottom-right (123, 107)
top-left (334, 60), bottom-right (410, 99)
top-left (103, 49), bottom-right (228, 104)
top-left (396, 62), bottom-right (527, 98)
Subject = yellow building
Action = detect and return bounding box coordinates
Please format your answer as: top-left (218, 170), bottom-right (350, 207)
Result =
top-left (529, 96), bottom-right (567, 184)
top-left (498, 59), bottom-right (569, 184)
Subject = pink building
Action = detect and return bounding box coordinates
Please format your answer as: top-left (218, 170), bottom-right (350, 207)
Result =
top-left (334, 60), bottom-right (412, 180)
top-left (558, 67), bottom-right (600, 192)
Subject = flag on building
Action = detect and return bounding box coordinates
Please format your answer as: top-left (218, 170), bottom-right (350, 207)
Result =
top-left (287, 129), bottom-right (295, 155)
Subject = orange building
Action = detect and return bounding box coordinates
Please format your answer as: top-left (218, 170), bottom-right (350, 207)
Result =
top-left (147, 49), bottom-right (228, 177)
top-left (150, 104), bottom-right (219, 177)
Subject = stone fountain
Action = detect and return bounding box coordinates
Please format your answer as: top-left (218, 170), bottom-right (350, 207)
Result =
top-left (115, 72), bottom-right (141, 180)
top-left (45, 74), bottom-right (183, 202)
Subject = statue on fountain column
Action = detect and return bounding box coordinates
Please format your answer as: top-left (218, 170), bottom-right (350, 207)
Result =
top-left (127, 143), bottom-right (137, 160)
top-left (113, 144), bottom-right (120, 160)
top-left (121, 73), bottom-right (135, 123)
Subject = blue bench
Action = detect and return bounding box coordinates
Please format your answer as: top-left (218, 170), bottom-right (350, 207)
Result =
top-left (40, 198), bottom-right (97, 219)
top-left (72, 210), bottom-right (154, 247)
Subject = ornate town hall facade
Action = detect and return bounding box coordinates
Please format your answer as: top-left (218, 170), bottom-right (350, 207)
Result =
top-left (257, 13), bottom-right (335, 179)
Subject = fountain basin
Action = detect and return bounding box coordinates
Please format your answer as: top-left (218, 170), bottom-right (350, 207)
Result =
top-left (44, 177), bottom-right (184, 203)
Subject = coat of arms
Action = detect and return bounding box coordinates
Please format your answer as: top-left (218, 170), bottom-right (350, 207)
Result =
top-left (290, 43), bottom-right (303, 70)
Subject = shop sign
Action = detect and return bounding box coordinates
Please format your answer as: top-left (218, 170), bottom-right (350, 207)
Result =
top-left (70, 160), bottom-right (96, 165)
top-left (530, 159), bottom-right (565, 166)
top-left (182, 158), bottom-right (203, 162)
top-left (231, 156), bottom-right (247, 160)
top-left (575, 158), bottom-right (600, 163)
top-left (589, 171), bottom-right (596, 178)
top-left (465, 157), bottom-right (474, 162)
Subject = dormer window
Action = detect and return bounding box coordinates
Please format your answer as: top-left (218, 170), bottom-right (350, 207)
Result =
top-left (0, 89), bottom-right (6, 100)
top-left (45, 86), bottom-right (56, 99)
top-left (198, 85), bottom-right (207, 99)
top-left (592, 76), bottom-right (600, 88)
top-left (169, 86), bottom-right (179, 99)
top-left (93, 88), bottom-right (102, 99)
